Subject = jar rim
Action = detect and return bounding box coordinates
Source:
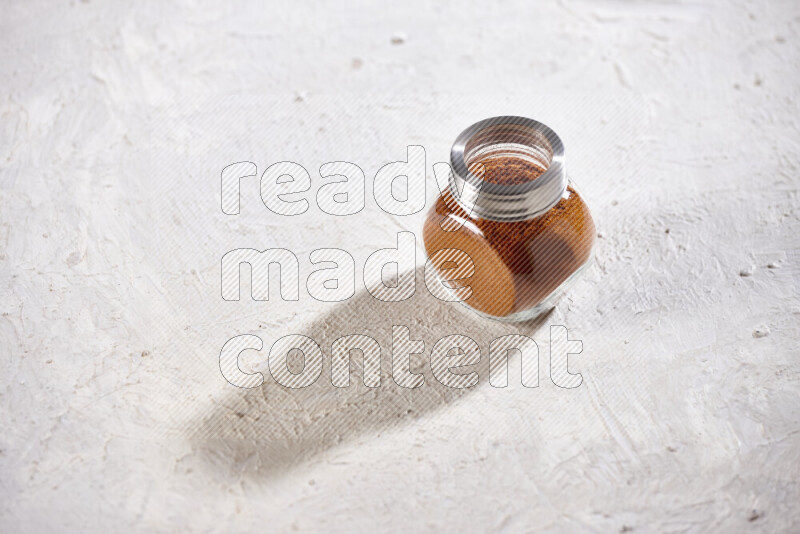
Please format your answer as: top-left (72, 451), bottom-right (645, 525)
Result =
top-left (449, 116), bottom-right (568, 221)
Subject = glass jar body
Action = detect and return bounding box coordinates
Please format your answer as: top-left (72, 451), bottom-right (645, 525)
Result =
top-left (423, 180), bottom-right (595, 322)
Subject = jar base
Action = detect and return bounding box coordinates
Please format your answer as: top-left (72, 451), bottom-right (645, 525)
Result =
top-left (444, 254), bottom-right (594, 323)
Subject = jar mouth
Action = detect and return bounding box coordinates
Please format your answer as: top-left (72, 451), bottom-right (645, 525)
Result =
top-left (450, 116), bottom-right (567, 221)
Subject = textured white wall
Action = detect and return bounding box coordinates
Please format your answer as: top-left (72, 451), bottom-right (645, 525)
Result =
top-left (1, 1), bottom-right (799, 532)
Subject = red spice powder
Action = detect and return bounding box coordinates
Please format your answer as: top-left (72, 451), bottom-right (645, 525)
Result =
top-left (423, 156), bottom-right (595, 318)
top-left (469, 155), bottom-right (547, 185)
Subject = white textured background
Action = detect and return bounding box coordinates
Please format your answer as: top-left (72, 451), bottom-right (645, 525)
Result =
top-left (1, 1), bottom-right (799, 532)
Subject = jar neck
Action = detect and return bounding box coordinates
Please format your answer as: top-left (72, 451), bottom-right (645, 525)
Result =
top-left (449, 116), bottom-right (567, 222)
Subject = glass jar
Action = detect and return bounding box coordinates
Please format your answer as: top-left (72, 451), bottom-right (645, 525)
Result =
top-left (423, 116), bottom-right (596, 322)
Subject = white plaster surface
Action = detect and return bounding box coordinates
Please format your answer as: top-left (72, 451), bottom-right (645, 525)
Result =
top-left (1, 1), bottom-right (799, 532)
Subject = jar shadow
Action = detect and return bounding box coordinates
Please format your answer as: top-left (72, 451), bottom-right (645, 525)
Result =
top-left (188, 266), bottom-right (551, 481)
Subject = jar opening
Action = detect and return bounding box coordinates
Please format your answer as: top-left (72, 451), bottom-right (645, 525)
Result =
top-left (464, 125), bottom-right (553, 186)
top-left (449, 116), bottom-right (568, 222)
